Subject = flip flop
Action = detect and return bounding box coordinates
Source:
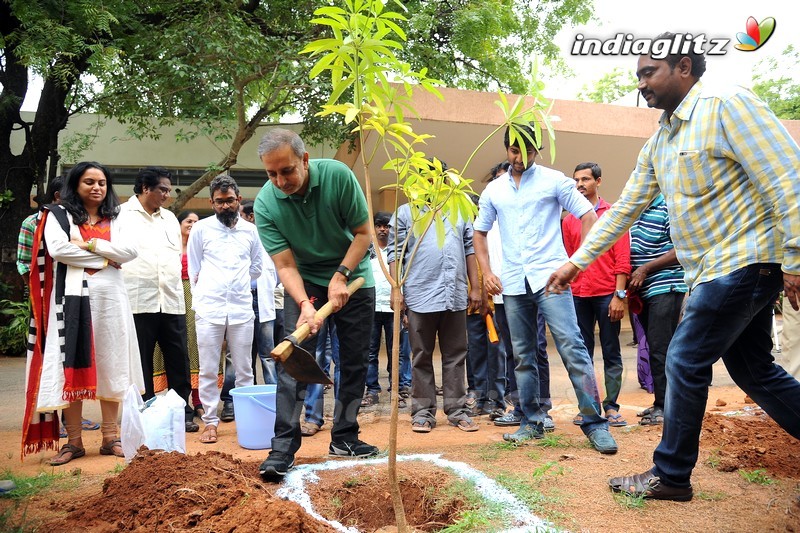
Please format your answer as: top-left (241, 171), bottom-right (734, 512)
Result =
top-left (449, 418), bottom-right (479, 432)
top-left (47, 443), bottom-right (86, 466)
top-left (200, 424), bottom-right (218, 444)
top-left (606, 412), bottom-right (628, 427)
top-left (411, 419), bottom-right (433, 433)
top-left (82, 418), bottom-right (100, 430)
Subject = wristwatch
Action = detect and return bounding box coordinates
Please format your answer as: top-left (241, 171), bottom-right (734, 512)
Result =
top-left (336, 264), bottom-right (352, 281)
top-left (615, 289), bottom-right (627, 299)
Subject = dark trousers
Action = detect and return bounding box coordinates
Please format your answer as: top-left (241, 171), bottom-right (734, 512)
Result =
top-left (653, 264), bottom-right (800, 487)
top-left (406, 309), bottom-right (469, 423)
top-left (271, 282), bottom-right (374, 455)
top-left (133, 312), bottom-right (193, 416)
top-left (638, 291), bottom-right (684, 409)
top-left (573, 293), bottom-right (624, 412)
top-left (466, 313), bottom-right (504, 409)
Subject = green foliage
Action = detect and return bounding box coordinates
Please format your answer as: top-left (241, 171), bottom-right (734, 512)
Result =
top-left (535, 434), bottom-right (572, 449)
top-left (752, 45), bottom-right (800, 120)
top-left (0, 300), bottom-right (30, 356)
top-left (0, 190), bottom-right (15, 209)
top-left (0, 470), bottom-right (78, 500)
top-left (738, 468), bottom-right (775, 485)
top-left (436, 477), bottom-right (506, 532)
top-left (694, 490), bottom-right (727, 501)
top-left (576, 67), bottom-right (638, 103)
top-left (494, 472), bottom-right (565, 523)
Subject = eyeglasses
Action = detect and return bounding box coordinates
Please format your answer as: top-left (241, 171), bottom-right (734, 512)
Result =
top-left (156, 185), bottom-right (172, 194)
top-left (213, 198), bottom-right (238, 207)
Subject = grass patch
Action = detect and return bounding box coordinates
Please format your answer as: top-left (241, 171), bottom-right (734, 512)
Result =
top-left (495, 471), bottom-right (566, 523)
top-left (437, 476), bottom-right (506, 532)
top-left (705, 449), bottom-right (722, 469)
top-left (613, 491), bottom-right (647, 509)
top-left (0, 470), bottom-right (78, 500)
top-left (694, 490), bottom-right (727, 501)
top-left (535, 434), bottom-right (573, 449)
top-left (109, 462), bottom-right (126, 475)
top-left (738, 469), bottom-right (775, 485)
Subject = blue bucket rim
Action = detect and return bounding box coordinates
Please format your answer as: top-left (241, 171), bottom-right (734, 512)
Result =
top-left (230, 384), bottom-right (277, 396)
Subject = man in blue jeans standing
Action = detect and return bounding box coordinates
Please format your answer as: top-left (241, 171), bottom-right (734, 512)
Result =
top-left (363, 211), bottom-right (411, 408)
top-left (473, 124), bottom-right (618, 454)
top-left (549, 36), bottom-right (800, 500)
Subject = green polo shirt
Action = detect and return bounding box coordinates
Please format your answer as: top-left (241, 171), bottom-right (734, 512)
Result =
top-left (254, 159), bottom-right (374, 288)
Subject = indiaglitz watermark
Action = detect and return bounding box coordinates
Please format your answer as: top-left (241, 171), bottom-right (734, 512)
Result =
top-left (571, 33), bottom-right (730, 58)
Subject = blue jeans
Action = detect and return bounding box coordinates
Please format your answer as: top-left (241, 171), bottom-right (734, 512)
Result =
top-left (303, 318), bottom-right (340, 426)
top-left (366, 312), bottom-right (412, 394)
top-left (496, 304), bottom-right (550, 417)
top-left (251, 289), bottom-right (277, 385)
top-left (466, 314), bottom-right (505, 409)
top-left (504, 282), bottom-right (606, 434)
top-left (653, 263), bottom-right (800, 487)
top-left (573, 293), bottom-right (623, 412)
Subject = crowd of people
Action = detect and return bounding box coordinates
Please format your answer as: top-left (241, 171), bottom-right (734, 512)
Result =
top-left (17, 39), bottom-right (799, 502)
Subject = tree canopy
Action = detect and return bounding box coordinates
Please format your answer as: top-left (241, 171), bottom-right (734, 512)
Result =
top-left (0, 0), bottom-right (594, 287)
top-left (752, 45), bottom-right (800, 120)
top-left (576, 67), bottom-right (638, 104)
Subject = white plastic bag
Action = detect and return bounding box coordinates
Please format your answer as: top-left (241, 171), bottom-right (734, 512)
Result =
top-left (121, 384), bottom-right (146, 462)
top-left (141, 389), bottom-right (186, 454)
top-left (120, 384), bottom-right (186, 462)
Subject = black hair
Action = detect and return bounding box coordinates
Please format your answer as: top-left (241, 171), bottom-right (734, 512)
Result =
top-left (209, 174), bottom-right (240, 198)
top-left (134, 167), bottom-right (172, 194)
top-left (503, 123), bottom-right (541, 150)
top-left (240, 200), bottom-right (254, 216)
top-left (60, 161), bottom-right (120, 223)
top-left (177, 210), bottom-right (198, 224)
top-left (489, 161), bottom-right (510, 181)
top-left (374, 211), bottom-right (391, 226)
top-left (656, 32), bottom-right (707, 78)
top-left (43, 174), bottom-right (65, 204)
top-left (574, 162), bottom-right (601, 179)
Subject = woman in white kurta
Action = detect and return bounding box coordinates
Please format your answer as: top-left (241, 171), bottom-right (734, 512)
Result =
top-left (39, 162), bottom-right (144, 465)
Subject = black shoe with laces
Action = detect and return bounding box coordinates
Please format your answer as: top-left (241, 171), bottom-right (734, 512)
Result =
top-left (259, 451), bottom-right (295, 478)
top-left (329, 439), bottom-right (379, 458)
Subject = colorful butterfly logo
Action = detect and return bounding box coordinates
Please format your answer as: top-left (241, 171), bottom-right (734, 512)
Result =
top-left (734, 16), bottom-right (776, 51)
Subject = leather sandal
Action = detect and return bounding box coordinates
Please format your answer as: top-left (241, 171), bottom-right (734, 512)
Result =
top-left (48, 443), bottom-right (86, 466)
top-left (199, 424), bottom-right (218, 444)
top-left (411, 419), bottom-right (434, 433)
top-left (99, 438), bottom-right (124, 457)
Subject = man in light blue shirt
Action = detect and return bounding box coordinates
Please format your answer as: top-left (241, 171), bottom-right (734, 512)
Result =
top-left (473, 124), bottom-right (617, 454)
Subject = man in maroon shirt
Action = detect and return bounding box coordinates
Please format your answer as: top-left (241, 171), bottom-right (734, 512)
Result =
top-left (562, 162), bottom-right (631, 427)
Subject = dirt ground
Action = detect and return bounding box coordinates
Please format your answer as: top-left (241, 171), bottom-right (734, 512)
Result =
top-left (2, 384), bottom-right (800, 532)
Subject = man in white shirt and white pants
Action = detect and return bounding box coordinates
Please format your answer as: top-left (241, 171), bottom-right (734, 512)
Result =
top-left (188, 175), bottom-right (263, 443)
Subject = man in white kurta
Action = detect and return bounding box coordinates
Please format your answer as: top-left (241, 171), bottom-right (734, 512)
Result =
top-left (187, 175), bottom-right (263, 439)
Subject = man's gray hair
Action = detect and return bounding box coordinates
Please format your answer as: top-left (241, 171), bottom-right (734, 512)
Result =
top-left (209, 174), bottom-right (240, 197)
top-left (257, 128), bottom-right (306, 159)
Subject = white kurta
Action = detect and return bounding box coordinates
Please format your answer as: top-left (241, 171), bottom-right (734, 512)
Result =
top-left (35, 208), bottom-right (145, 411)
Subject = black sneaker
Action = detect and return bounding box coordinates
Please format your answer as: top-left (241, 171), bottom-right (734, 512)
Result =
top-left (493, 412), bottom-right (523, 427)
top-left (329, 439), bottom-right (379, 458)
top-left (220, 401), bottom-right (235, 422)
top-left (259, 451), bottom-right (295, 478)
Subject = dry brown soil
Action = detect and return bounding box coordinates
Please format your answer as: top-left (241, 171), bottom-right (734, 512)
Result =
top-left (2, 386), bottom-right (800, 532)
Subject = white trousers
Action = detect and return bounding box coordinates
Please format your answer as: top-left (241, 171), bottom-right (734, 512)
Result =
top-left (196, 316), bottom-right (254, 426)
top-left (783, 302), bottom-right (800, 381)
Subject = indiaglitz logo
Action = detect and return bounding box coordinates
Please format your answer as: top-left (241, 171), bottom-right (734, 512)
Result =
top-left (734, 16), bottom-right (776, 51)
top-left (570, 33), bottom-right (730, 58)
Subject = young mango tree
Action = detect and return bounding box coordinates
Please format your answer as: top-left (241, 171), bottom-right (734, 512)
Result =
top-left (302, 0), bottom-right (557, 529)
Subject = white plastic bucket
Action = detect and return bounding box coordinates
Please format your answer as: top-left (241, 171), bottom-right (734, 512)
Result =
top-left (229, 384), bottom-right (277, 450)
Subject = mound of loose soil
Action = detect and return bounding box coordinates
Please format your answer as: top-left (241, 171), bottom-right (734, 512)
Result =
top-left (46, 450), bottom-right (336, 532)
top-left (701, 411), bottom-right (800, 478)
top-left (306, 462), bottom-right (469, 532)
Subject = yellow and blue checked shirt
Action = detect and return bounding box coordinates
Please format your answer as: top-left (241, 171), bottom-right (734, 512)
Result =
top-left (571, 81), bottom-right (800, 288)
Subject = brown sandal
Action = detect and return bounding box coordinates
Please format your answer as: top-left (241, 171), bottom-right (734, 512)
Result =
top-left (449, 418), bottom-right (479, 432)
top-left (100, 438), bottom-right (124, 457)
top-left (200, 424), bottom-right (218, 444)
top-left (48, 443), bottom-right (86, 466)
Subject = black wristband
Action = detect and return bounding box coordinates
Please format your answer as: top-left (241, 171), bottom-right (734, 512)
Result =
top-left (336, 264), bottom-right (352, 281)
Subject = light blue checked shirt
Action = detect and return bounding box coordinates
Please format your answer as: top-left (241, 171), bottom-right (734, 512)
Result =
top-left (571, 81), bottom-right (800, 288)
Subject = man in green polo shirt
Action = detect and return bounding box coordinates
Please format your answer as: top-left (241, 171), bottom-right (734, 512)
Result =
top-left (254, 128), bottom-right (378, 478)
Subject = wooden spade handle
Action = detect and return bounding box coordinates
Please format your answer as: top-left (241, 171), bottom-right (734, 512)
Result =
top-left (271, 277), bottom-right (365, 363)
